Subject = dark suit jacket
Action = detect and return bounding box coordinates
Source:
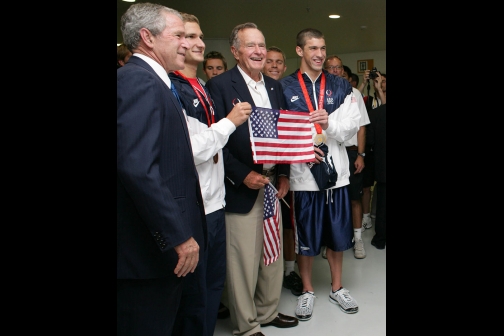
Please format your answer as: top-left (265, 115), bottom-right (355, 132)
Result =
top-left (206, 65), bottom-right (289, 213)
top-left (117, 56), bottom-right (207, 279)
top-left (366, 103), bottom-right (386, 183)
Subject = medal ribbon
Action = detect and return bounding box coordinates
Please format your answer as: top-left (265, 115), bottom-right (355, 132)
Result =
top-left (174, 71), bottom-right (215, 127)
top-left (297, 70), bottom-right (325, 134)
top-left (174, 71), bottom-right (218, 163)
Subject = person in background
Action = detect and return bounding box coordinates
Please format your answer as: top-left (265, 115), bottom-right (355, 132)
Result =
top-left (280, 28), bottom-right (361, 321)
top-left (263, 46), bottom-right (287, 80)
top-left (206, 22), bottom-right (299, 336)
top-left (366, 102), bottom-right (386, 250)
top-left (262, 45), bottom-right (302, 297)
top-left (361, 70), bottom-right (386, 232)
top-left (324, 57), bottom-right (370, 259)
top-left (349, 73), bottom-right (359, 89)
top-left (117, 4), bottom-right (206, 335)
top-left (168, 13), bottom-right (252, 336)
top-left (203, 50), bottom-right (228, 82)
top-left (117, 43), bottom-right (132, 68)
top-left (202, 50), bottom-right (232, 325)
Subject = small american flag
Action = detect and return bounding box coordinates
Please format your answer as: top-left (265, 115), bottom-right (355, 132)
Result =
top-left (249, 107), bottom-right (315, 164)
top-left (263, 183), bottom-right (280, 266)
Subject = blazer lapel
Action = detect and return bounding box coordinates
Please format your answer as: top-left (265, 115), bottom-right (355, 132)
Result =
top-left (129, 57), bottom-right (192, 149)
top-left (230, 66), bottom-right (254, 106)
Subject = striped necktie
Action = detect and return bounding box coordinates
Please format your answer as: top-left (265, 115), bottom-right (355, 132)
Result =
top-left (170, 84), bottom-right (184, 109)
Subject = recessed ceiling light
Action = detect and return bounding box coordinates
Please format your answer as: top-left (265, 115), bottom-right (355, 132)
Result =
top-left (329, 15), bottom-right (340, 19)
top-left (122, 0), bottom-right (135, 2)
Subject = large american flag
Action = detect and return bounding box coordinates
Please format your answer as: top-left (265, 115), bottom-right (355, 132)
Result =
top-left (249, 107), bottom-right (315, 164)
top-left (263, 183), bottom-right (280, 266)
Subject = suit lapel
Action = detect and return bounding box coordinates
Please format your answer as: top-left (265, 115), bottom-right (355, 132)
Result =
top-left (129, 57), bottom-right (192, 149)
top-left (230, 66), bottom-right (254, 106)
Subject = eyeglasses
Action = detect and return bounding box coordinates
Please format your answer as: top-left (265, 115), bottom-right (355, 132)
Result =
top-left (325, 65), bottom-right (342, 70)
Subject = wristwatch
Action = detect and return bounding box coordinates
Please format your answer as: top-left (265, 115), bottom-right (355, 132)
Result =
top-left (357, 152), bottom-right (366, 157)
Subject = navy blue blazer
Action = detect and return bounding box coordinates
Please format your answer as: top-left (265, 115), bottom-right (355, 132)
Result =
top-left (206, 65), bottom-right (289, 214)
top-left (117, 56), bottom-right (207, 279)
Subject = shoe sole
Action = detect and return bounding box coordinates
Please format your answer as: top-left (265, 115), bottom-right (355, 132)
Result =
top-left (354, 253), bottom-right (366, 259)
top-left (295, 314), bottom-right (312, 321)
top-left (329, 297), bottom-right (359, 314)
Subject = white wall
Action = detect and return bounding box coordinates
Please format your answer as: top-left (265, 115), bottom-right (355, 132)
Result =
top-left (199, 39), bottom-right (385, 98)
top-left (197, 39), bottom-right (234, 81)
top-left (285, 50), bottom-right (386, 97)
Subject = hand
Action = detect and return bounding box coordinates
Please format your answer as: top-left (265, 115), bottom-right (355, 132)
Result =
top-left (275, 175), bottom-right (290, 199)
top-left (226, 102), bottom-right (252, 127)
top-left (243, 171), bottom-right (270, 190)
top-left (309, 109), bottom-right (329, 130)
top-left (173, 237), bottom-right (199, 277)
top-left (362, 69), bottom-right (370, 84)
top-left (313, 145), bottom-right (325, 163)
top-left (354, 155), bottom-right (365, 174)
top-left (373, 72), bottom-right (382, 88)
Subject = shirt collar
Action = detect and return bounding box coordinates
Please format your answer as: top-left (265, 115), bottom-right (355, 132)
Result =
top-left (133, 53), bottom-right (172, 89)
top-left (237, 64), bottom-right (265, 87)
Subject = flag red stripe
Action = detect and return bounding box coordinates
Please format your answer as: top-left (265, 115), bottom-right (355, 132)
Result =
top-left (255, 150), bottom-right (315, 156)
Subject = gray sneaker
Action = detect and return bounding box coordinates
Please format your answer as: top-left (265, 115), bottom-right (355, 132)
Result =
top-left (362, 216), bottom-right (372, 232)
top-left (353, 238), bottom-right (366, 259)
top-left (295, 291), bottom-right (316, 321)
top-left (329, 287), bottom-right (358, 314)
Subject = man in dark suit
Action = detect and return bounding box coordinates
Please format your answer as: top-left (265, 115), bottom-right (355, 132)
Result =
top-left (206, 22), bottom-right (298, 336)
top-left (117, 4), bottom-right (207, 336)
top-left (366, 103), bottom-right (386, 249)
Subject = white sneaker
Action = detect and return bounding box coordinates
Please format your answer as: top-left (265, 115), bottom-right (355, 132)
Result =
top-left (295, 291), bottom-right (316, 321)
top-left (362, 216), bottom-right (372, 232)
top-left (353, 238), bottom-right (366, 259)
top-left (321, 246), bottom-right (327, 259)
top-left (329, 287), bottom-right (358, 314)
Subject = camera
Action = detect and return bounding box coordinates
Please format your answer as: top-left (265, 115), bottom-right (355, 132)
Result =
top-left (368, 67), bottom-right (379, 80)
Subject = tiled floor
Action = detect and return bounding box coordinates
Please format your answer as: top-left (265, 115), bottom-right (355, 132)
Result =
top-left (213, 217), bottom-right (386, 336)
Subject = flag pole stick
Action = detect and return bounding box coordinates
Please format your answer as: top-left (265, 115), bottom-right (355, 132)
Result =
top-left (268, 182), bottom-right (290, 209)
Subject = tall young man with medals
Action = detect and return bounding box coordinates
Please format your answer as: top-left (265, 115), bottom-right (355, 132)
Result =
top-left (279, 28), bottom-right (362, 321)
top-left (168, 13), bottom-right (252, 336)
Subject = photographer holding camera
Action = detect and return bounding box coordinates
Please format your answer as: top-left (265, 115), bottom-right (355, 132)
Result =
top-left (358, 67), bottom-right (386, 109)
top-left (359, 68), bottom-right (386, 247)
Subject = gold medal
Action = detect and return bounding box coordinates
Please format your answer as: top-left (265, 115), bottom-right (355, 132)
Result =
top-left (314, 133), bottom-right (326, 146)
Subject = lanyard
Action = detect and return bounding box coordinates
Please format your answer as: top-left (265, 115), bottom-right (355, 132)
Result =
top-left (297, 70), bottom-right (325, 134)
top-left (174, 71), bottom-right (215, 127)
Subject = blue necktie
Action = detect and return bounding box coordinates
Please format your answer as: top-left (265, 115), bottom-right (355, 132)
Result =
top-left (170, 84), bottom-right (184, 109)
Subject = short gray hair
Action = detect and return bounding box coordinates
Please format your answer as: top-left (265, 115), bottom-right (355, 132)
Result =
top-left (229, 22), bottom-right (258, 50)
top-left (120, 2), bottom-right (182, 51)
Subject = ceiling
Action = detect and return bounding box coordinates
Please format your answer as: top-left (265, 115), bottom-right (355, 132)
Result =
top-left (117, 0), bottom-right (386, 60)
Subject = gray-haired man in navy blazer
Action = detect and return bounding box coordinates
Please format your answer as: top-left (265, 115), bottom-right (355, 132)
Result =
top-left (117, 3), bottom-right (207, 336)
top-left (206, 22), bottom-right (298, 336)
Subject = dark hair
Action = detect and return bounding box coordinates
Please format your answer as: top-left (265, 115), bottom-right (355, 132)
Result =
top-left (296, 28), bottom-right (324, 49)
top-left (117, 43), bottom-right (131, 63)
top-left (203, 51), bottom-right (228, 70)
top-left (343, 65), bottom-right (352, 77)
top-left (350, 73), bottom-right (359, 85)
